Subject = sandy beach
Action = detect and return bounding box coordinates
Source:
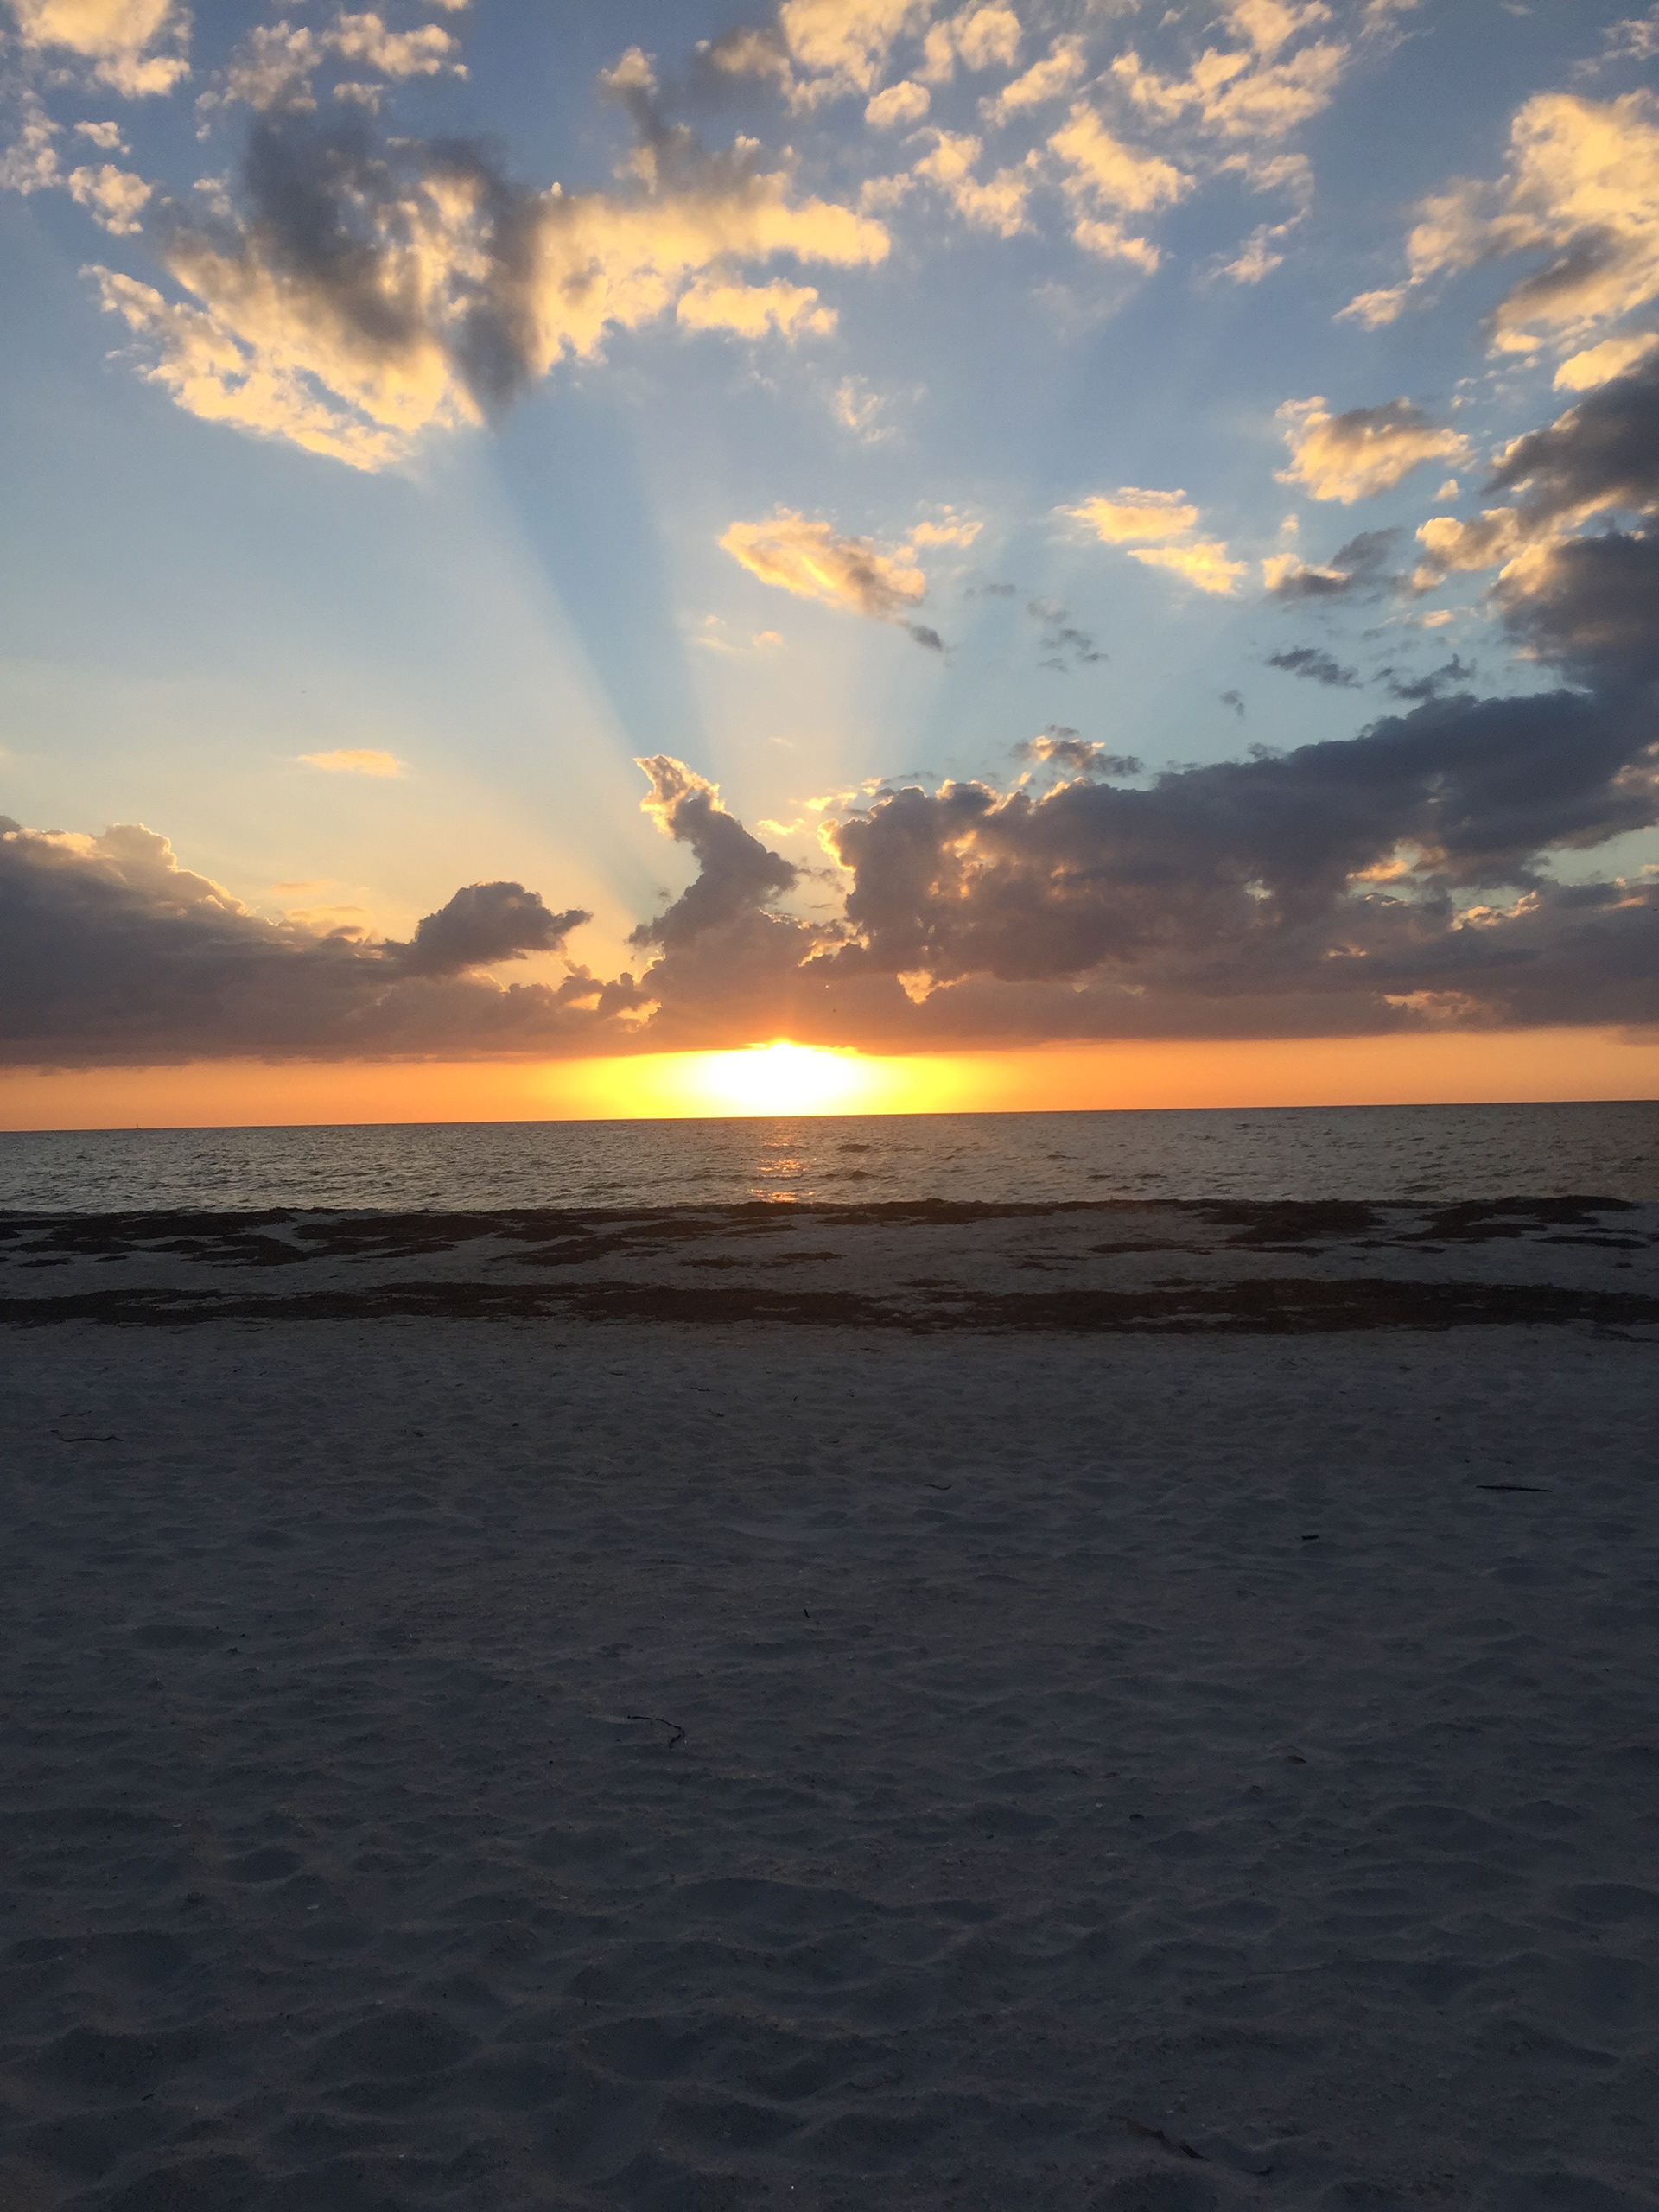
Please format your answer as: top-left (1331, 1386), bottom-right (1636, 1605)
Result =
top-left (3, 1198), bottom-right (1657, 2210)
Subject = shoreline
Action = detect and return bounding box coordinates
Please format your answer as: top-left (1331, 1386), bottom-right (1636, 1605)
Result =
top-left (3, 1194), bottom-right (1656, 1338)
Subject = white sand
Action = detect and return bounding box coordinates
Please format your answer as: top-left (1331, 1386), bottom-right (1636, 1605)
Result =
top-left (3, 1201), bottom-right (1657, 2210)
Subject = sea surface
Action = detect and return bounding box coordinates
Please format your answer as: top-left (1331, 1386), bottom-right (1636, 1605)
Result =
top-left (1, 1101), bottom-right (1656, 1214)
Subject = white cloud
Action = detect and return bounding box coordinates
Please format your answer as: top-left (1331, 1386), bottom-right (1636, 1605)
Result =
top-left (327, 12), bottom-right (465, 81)
top-left (67, 160), bottom-right (150, 232)
top-left (1049, 103), bottom-right (1190, 214)
top-left (982, 34), bottom-right (1084, 122)
top-left (918, 3), bottom-right (1020, 82)
top-left (1276, 395), bottom-right (1471, 502)
top-left (1047, 102), bottom-right (1188, 268)
top-left (1110, 29), bottom-right (1347, 145)
top-left (865, 79), bottom-right (930, 128)
top-left (1214, 219), bottom-right (1294, 283)
top-left (779, 0), bottom-right (934, 97)
top-left (9, 0), bottom-right (188, 94)
top-left (913, 128), bottom-right (1034, 235)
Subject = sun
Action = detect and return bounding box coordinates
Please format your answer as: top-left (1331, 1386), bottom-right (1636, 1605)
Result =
top-left (679, 1040), bottom-right (881, 1117)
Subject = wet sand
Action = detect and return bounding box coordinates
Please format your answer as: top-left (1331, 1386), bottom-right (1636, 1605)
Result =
top-left (3, 1199), bottom-right (1657, 2210)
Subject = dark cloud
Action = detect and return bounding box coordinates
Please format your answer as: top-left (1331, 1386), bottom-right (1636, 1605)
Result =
top-left (399, 882), bottom-right (589, 976)
top-left (7, 673), bottom-right (1657, 1063)
top-left (1220, 690), bottom-right (1245, 718)
top-left (1027, 598), bottom-right (1103, 671)
top-left (0, 824), bottom-right (634, 1067)
top-left (1488, 355), bottom-right (1659, 523)
top-left (630, 755), bottom-right (798, 950)
top-left (906, 622), bottom-right (946, 652)
top-left (1379, 654), bottom-right (1475, 704)
top-left (1497, 530), bottom-right (1659, 686)
top-left (810, 683), bottom-right (1659, 1035)
top-left (965, 581), bottom-right (1018, 598)
top-left (1268, 646), bottom-right (1358, 687)
top-left (1269, 528), bottom-right (1402, 601)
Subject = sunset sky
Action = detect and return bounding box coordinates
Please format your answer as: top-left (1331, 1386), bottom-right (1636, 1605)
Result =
top-left (3, 0), bottom-right (1658, 1120)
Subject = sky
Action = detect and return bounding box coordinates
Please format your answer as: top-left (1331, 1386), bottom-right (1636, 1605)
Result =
top-left (2, 0), bottom-right (1658, 1118)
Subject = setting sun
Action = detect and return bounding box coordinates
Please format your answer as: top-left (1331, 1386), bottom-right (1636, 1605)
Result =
top-left (635, 1041), bottom-right (896, 1118)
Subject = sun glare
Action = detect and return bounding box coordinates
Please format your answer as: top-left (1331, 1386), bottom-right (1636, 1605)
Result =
top-left (669, 1041), bottom-right (887, 1117)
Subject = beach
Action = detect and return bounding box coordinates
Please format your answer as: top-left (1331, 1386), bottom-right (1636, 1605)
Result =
top-left (3, 1198), bottom-right (1658, 2210)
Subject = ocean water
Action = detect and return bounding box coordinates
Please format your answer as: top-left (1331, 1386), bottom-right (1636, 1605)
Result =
top-left (0, 1101), bottom-right (1656, 1214)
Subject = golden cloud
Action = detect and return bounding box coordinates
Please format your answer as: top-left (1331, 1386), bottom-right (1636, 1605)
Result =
top-left (10, 0), bottom-right (188, 94)
top-left (1127, 540), bottom-right (1247, 594)
top-left (298, 748), bottom-right (406, 776)
top-left (720, 511), bottom-right (927, 623)
top-left (1275, 395), bottom-right (1471, 503)
top-left (1065, 488), bottom-right (1201, 543)
top-left (1344, 92), bottom-right (1659, 355)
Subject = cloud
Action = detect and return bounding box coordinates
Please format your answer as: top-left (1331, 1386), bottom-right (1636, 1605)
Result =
top-left (720, 510), bottom-right (940, 644)
top-left (0, 820), bottom-right (626, 1065)
top-left (810, 684), bottom-right (1659, 1038)
top-left (909, 510), bottom-right (980, 547)
top-left (865, 79), bottom-right (929, 128)
top-left (776, 0), bottom-right (934, 97)
top-left (1047, 101), bottom-right (1188, 266)
top-left (1554, 331), bottom-right (1659, 390)
top-left (1268, 645), bottom-right (1358, 686)
top-left (982, 35), bottom-right (1084, 122)
top-left (1065, 487), bottom-right (1201, 543)
top-left (912, 127), bottom-right (1035, 237)
top-left (1380, 653), bottom-right (1475, 704)
top-left (1066, 484), bottom-right (1243, 595)
top-left (8, 0), bottom-right (188, 96)
top-left (327, 12), bottom-right (464, 82)
top-left (66, 159), bottom-right (150, 232)
top-left (298, 748), bottom-right (404, 776)
top-left (1343, 92), bottom-right (1659, 357)
top-left (1214, 218), bottom-right (1296, 283)
top-left (9, 663), bottom-right (1659, 1061)
top-left (1027, 598), bottom-right (1103, 671)
top-left (1015, 730), bottom-right (1142, 775)
top-left (1126, 541), bottom-right (1248, 594)
top-left (918, 3), bottom-right (1020, 83)
top-left (400, 880), bottom-right (588, 976)
top-left (83, 102), bottom-right (889, 468)
top-left (1276, 396), bottom-right (1471, 502)
top-left (1497, 531), bottom-right (1659, 687)
top-left (830, 374), bottom-right (896, 439)
top-left (1486, 352), bottom-right (1659, 523)
top-left (676, 275), bottom-right (836, 338)
top-left (1411, 356), bottom-right (1659, 636)
top-left (631, 756), bottom-right (799, 950)
top-left (1264, 525), bottom-right (1402, 599)
top-left (1109, 16), bottom-right (1348, 146)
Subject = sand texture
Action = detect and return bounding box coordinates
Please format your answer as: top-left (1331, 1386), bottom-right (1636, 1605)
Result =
top-left (3, 1198), bottom-right (1658, 2210)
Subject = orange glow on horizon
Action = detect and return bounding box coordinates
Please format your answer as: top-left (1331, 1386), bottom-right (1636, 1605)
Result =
top-left (0, 1027), bottom-right (1655, 1131)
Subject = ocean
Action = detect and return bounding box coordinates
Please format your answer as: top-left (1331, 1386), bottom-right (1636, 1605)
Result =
top-left (0, 1099), bottom-right (1656, 1214)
